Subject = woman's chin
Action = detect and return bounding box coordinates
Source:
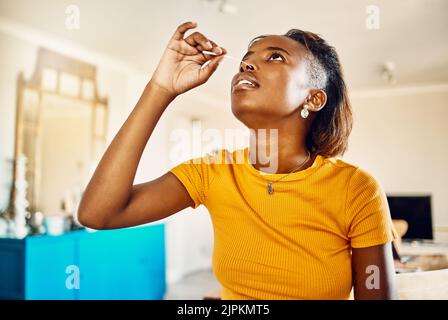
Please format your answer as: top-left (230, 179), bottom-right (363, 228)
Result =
top-left (231, 102), bottom-right (257, 117)
top-left (231, 94), bottom-right (260, 110)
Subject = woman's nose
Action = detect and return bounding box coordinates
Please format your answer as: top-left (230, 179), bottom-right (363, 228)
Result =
top-left (240, 62), bottom-right (255, 72)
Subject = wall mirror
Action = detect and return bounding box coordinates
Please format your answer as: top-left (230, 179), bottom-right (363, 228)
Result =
top-left (9, 48), bottom-right (108, 217)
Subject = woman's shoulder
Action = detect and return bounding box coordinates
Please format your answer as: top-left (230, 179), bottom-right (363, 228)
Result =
top-left (181, 148), bottom-right (243, 166)
top-left (321, 156), bottom-right (381, 185)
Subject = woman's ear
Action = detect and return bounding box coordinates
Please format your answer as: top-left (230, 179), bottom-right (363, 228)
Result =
top-left (306, 89), bottom-right (327, 112)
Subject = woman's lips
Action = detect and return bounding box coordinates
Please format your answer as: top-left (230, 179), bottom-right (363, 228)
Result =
top-left (232, 72), bottom-right (260, 91)
top-left (233, 82), bottom-right (258, 91)
top-left (232, 75), bottom-right (260, 92)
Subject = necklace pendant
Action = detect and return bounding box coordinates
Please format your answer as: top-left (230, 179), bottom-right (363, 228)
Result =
top-left (267, 182), bottom-right (274, 195)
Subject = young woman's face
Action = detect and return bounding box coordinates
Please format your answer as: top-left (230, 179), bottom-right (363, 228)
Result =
top-left (231, 35), bottom-right (311, 127)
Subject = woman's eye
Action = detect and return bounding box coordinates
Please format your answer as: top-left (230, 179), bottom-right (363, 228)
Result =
top-left (268, 53), bottom-right (284, 61)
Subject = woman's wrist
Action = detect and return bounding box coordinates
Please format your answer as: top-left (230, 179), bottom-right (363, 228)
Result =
top-left (147, 79), bottom-right (177, 103)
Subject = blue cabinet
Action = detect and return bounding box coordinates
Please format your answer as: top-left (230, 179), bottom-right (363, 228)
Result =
top-left (77, 225), bottom-right (166, 300)
top-left (0, 239), bottom-right (25, 299)
top-left (25, 232), bottom-right (78, 299)
top-left (0, 224), bottom-right (166, 300)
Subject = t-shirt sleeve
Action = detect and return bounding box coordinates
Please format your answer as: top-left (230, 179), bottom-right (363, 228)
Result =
top-left (169, 152), bottom-right (217, 209)
top-left (346, 167), bottom-right (398, 248)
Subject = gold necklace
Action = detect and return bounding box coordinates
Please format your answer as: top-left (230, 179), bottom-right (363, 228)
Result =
top-left (263, 151), bottom-right (311, 195)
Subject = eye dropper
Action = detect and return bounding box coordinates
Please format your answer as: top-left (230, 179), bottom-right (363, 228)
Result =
top-left (201, 50), bottom-right (251, 68)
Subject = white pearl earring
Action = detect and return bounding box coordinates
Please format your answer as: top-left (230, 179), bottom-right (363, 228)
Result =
top-left (301, 104), bottom-right (309, 119)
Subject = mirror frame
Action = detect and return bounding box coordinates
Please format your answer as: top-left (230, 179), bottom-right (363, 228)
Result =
top-left (7, 47), bottom-right (108, 217)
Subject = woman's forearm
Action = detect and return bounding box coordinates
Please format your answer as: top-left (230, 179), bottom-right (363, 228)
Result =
top-left (77, 21), bottom-right (225, 229)
top-left (77, 80), bottom-right (175, 228)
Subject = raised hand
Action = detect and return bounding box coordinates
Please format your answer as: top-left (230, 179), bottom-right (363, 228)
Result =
top-left (151, 21), bottom-right (227, 98)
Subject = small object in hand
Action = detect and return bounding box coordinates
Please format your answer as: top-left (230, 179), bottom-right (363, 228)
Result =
top-left (202, 50), bottom-right (219, 56)
top-left (201, 50), bottom-right (251, 67)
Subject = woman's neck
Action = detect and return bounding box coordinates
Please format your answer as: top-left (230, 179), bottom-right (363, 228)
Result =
top-left (248, 127), bottom-right (314, 174)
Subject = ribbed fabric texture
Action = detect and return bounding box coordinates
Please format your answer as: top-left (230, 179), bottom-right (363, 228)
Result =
top-left (169, 148), bottom-right (396, 300)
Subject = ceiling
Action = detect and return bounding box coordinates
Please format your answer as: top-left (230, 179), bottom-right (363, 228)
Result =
top-left (1, 0), bottom-right (447, 101)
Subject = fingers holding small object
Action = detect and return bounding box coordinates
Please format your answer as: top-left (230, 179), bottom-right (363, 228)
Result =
top-left (171, 21), bottom-right (197, 41)
top-left (209, 40), bottom-right (224, 55)
top-left (200, 48), bottom-right (226, 57)
top-left (173, 22), bottom-right (227, 63)
top-left (201, 50), bottom-right (218, 56)
top-left (185, 32), bottom-right (213, 51)
top-left (200, 50), bottom-right (226, 71)
top-left (200, 54), bottom-right (225, 74)
top-left (174, 21), bottom-right (226, 57)
top-left (184, 32), bottom-right (225, 54)
top-left (200, 44), bottom-right (227, 60)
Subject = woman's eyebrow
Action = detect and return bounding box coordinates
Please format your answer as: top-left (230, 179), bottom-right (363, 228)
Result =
top-left (242, 46), bottom-right (290, 61)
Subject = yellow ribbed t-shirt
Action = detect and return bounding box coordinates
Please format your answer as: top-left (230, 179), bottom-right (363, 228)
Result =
top-left (169, 148), bottom-right (396, 300)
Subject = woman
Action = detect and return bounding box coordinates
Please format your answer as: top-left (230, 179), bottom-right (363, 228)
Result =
top-left (78, 21), bottom-right (398, 300)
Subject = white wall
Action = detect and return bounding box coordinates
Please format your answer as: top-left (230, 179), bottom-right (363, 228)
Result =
top-left (0, 31), bottom-right (36, 211)
top-left (345, 86), bottom-right (448, 242)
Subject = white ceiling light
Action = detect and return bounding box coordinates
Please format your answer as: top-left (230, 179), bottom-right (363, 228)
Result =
top-left (381, 61), bottom-right (397, 85)
top-left (201, 0), bottom-right (238, 14)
